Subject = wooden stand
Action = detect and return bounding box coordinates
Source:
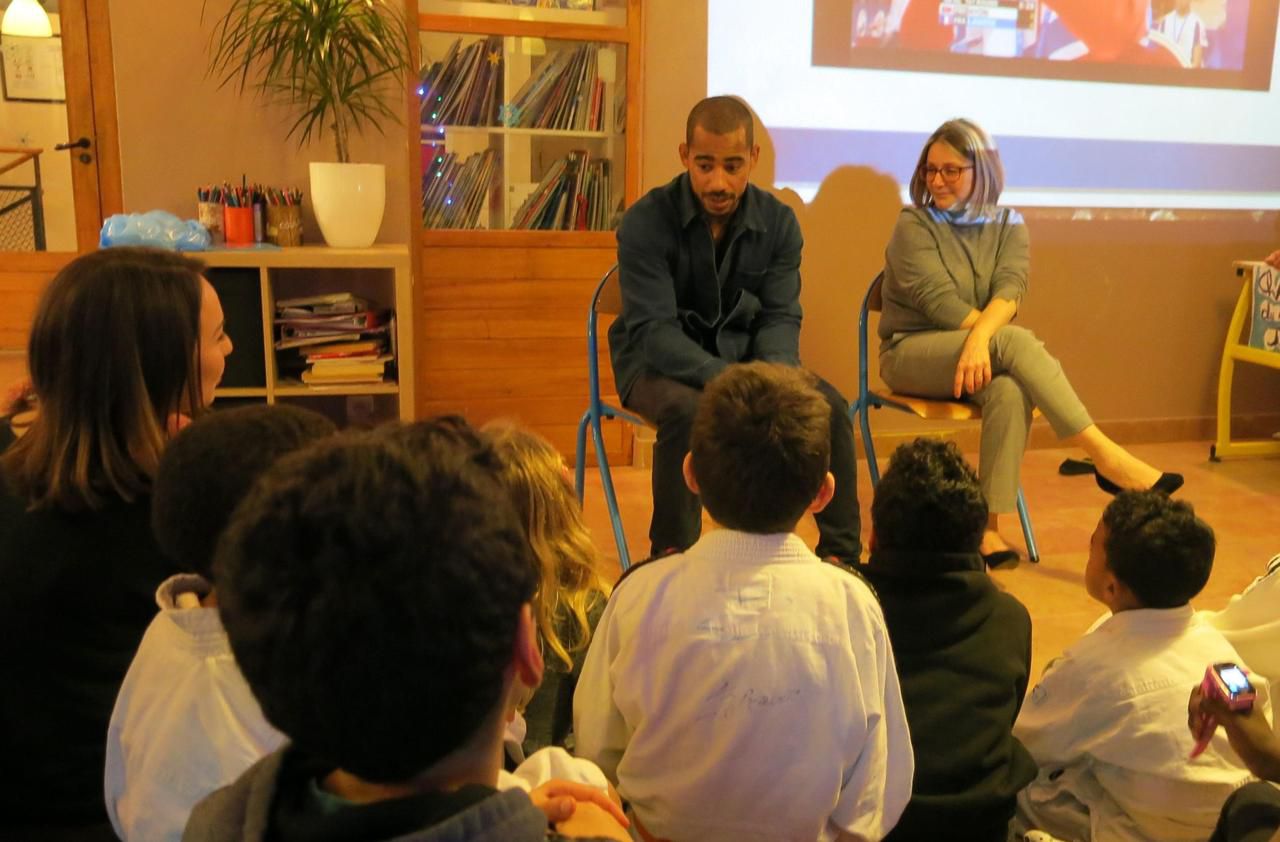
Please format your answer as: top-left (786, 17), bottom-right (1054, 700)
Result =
top-left (1211, 260), bottom-right (1280, 460)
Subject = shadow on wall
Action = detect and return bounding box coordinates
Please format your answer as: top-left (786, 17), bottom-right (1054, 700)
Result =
top-left (754, 118), bottom-right (903, 400)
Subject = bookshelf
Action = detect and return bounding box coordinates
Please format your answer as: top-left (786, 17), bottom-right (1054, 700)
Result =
top-left (204, 246), bottom-right (415, 426)
top-left (418, 6), bottom-right (634, 231)
top-left (411, 0), bottom-right (642, 466)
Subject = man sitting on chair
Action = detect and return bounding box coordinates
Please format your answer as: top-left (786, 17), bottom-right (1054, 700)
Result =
top-left (608, 95), bottom-right (861, 562)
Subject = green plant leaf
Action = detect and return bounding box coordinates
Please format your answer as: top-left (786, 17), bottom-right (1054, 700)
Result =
top-left (203, 0), bottom-right (411, 162)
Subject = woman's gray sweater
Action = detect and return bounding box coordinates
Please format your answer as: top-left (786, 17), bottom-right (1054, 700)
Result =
top-left (878, 205), bottom-right (1030, 348)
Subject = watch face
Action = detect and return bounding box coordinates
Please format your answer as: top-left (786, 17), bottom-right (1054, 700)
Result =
top-left (1218, 665), bottom-right (1251, 695)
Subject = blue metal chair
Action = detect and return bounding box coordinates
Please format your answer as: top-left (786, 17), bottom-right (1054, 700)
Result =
top-left (574, 264), bottom-right (648, 571)
top-left (850, 272), bottom-right (1041, 562)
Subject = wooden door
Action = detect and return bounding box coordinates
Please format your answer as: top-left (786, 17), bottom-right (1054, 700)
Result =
top-left (0, 0), bottom-right (120, 359)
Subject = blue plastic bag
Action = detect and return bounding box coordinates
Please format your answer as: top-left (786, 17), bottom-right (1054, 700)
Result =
top-left (99, 211), bottom-right (211, 251)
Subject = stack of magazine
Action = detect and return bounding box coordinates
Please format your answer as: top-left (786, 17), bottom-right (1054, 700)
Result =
top-left (422, 147), bottom-right (499, 229)
top-left (274, 293), bottom-right (394, 385)
top-left (420, 36), bottom-right (504, 127)
top-left (511, 151), bottom-right (613, 231)
top-left (506, 42), bottom-right (607, 132)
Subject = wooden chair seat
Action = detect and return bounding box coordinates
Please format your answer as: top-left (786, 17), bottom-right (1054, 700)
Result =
top-left (879, 391), bottom-right (1043, 423)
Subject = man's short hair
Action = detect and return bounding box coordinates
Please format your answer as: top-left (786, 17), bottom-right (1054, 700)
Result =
top-left (690, 362), bottom-right (829, 534)
top-left (152, 404), bottom-right (335, 580)
top-left (214, 418), bottom-right (537, 782)
top-left (871, 438), bottom-right (987, 555)
top-left (1102, 490), bottom-right (1214, 608)
top-left (686, 95), bottom-right (754, 147)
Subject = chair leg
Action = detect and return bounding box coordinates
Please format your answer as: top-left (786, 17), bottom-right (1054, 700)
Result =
top-left (574, 410), bottom-right (590, 504)
top-left (592, 418), bottom-right (631, 571)
top-left (1016, 487), bottom-right (1040, 563)
top-left (860, 406), bottom-right (881, 486)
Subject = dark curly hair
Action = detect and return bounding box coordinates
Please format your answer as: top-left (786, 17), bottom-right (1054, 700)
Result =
top-left (871, 438), bottom-right (987, 554)
top-left (151, 404), bottom-right (335, 580)
top-left (214, 417), bottom-right (537, 782)
top-left (1101, 490), bottom-right (1214, 608)
top-left (690, 362), bottom-right (830, 534)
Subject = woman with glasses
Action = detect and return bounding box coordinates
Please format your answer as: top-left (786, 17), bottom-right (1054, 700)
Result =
top-left (877, 118), bottom-right (1181, 566)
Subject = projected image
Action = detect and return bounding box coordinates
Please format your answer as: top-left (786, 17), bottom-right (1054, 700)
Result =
top-left (815, 0), bottom-right (1278, 88)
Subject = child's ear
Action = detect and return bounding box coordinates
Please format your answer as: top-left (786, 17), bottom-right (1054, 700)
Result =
top-left (1104, 576), bottom-right (1142, 613)
top-left (807, 471), bottom-right (836, 515)
top-left (512, 603), bottom-right (544, 691)
top-left (682, 452), bottom-right (700, 495)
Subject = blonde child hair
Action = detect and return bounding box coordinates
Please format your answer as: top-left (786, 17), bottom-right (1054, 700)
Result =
top-left (482, 420), bottom-right (611, 671)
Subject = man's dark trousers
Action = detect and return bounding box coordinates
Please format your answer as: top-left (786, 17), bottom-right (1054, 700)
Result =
top-left (624, 370), bottom-right (862, 561)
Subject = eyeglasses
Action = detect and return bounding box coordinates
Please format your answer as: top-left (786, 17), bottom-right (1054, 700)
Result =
top-left (920, 164), bottom-right (973, 184)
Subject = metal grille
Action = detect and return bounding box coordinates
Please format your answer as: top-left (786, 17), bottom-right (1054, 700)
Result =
top-left (0, 187), bottom-right (42, 251)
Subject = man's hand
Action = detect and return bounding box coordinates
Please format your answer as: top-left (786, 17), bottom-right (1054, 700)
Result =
top-left (954, 331), bottom-right (993, 398)
top-left (554, 801), bottom-right (633, 841)
top-left (1265, 250), bottom-right (1280, 270)
top-left (528, 779), bottom-right (629, 828)
top-left (1188, 683), bottom-right (1280, 781)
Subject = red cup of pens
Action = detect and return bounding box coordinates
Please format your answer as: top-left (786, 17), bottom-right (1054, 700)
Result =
top-left (223, 205), bottom-right (255, 246)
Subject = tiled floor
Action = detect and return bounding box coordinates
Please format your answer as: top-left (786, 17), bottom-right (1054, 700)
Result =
top-left (577, 440), bottom-right (1280, 680)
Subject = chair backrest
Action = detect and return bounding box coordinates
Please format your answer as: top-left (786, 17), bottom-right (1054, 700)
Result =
top-left (865, 271), bottom-right (884, 313)
top-left (586, 264), bottom-right (620, 411)
top-left (594, 263), bottom-right (622, 316)
top-left (857, 271), bottom-right (885, 402)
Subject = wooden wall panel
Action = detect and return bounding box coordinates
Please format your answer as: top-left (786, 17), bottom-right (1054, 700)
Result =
top-left (418, 241), bottom-right (626, 466)
top-left (0, 256), bottom-right (66, 351)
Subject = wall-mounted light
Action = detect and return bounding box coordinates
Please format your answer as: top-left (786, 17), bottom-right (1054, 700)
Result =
top-left (1, 0), bottom-right (54, 38)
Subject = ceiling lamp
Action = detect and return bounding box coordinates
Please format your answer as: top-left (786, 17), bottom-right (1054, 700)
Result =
top-left (2, 0), bottom-right (53, 38)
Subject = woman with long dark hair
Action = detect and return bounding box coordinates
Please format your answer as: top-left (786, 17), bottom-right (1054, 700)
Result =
top-left (0, 247), bottom-right (232, 839)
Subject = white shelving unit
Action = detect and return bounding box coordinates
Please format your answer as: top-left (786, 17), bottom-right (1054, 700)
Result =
top-left (204, 245), bottom-right (415, 424)
top-left (419, 30), bottom-right (625, 229)
top-left (419, 0), bottom-right (627, 28)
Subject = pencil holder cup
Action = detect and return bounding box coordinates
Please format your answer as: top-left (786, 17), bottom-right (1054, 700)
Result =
top-left (266, 204), bottom-right (303, 247)
top-left (197, 201), bottom-right (224, 244)
top-left (223, 205), bottom-right (255, 246)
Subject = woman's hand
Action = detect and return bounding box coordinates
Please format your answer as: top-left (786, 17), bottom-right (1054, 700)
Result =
top-left (1265, 250), bottom-right (1280, 269)
top-left (528, 779), bottom-right (630, 828)
top-left (954, 331), bottom-right (993, 398)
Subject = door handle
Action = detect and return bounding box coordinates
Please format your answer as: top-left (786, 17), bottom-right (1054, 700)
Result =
top-left (54, 137), bottom-right (91, 151)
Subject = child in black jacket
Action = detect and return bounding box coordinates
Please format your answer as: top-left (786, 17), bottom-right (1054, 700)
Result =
top-left (861, 438), bottom-right (1036, 841)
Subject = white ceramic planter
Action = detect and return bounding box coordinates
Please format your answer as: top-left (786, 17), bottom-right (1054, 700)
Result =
top-left (309, 162), bottom-right (386, 248)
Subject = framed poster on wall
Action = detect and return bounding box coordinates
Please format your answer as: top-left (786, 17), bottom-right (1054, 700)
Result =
top-left (1, 36), bottom-right (66, 102)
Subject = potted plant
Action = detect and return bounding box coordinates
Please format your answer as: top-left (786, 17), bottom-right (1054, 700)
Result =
top-left (206, 0), bottom-right (411, 248)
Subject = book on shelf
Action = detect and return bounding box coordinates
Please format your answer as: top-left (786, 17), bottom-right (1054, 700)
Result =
top-left (300, 367), bottom-right (387, 385)
top-left (421, 36), bottom-right (503, 127)
top-left (275, 310), bottom-right (389, 332)
top-left (422, 148), bottom-right (499, 229)
top-left (301, 353), bottom-right (393, 385)
top-left (305, 340), bottom-right (386, 360)
top-left (272, 322), bottom-right (386, 345)
top-left (503, 0), bottom-right (597, 8)
top-left (511, 151), bottom-right (615, 231)
top-left (276, 292), bottom-right (369, 312)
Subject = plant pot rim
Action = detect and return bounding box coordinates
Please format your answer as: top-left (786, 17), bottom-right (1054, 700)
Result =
top-left (309, 161), bottom-right (387, 168)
